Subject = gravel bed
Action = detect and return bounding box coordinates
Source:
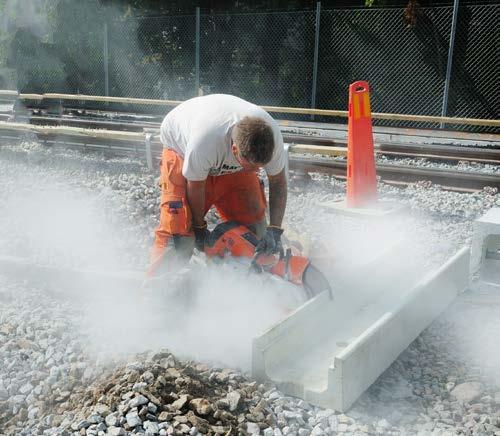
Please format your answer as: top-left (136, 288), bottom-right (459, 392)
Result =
top-left (1, 140), bottom-right (499, 436)
top-left (0, 142), bottom-right (157, 270)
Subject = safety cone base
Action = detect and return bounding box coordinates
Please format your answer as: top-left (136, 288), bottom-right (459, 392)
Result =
top-left (319, 199), bottom-right (407, 218)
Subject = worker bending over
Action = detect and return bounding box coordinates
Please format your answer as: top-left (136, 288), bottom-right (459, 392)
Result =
top-left (148, 94), bottom-right (287, 276)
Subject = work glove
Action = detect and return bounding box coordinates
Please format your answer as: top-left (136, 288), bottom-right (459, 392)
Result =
top-left (193, 222), bottom-right (210, 252)
top-left (255, 226), bottom-right (284, 256)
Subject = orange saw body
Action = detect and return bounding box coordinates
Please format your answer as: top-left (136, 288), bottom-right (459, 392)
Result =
top-left (204, 222), bottom-right (332, 299)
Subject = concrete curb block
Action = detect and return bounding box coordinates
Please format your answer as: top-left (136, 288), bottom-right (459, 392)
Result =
top-left (252, 246), bottom-right (470, 412)
top-left (471, 207), bottom-right (500, 292)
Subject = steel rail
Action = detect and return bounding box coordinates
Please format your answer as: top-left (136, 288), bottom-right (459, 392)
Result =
top-left (16, 115), bottom-right (500, 165)
top-left (6, 104), bottom-right (499, 149)
top-left (13, 105), bottom-right (498, 143)
top-left (1, 90), bottom-right (499, 127)
top-left (22, 113), bottom-right (500, 147)
top-left (0, 124), bottom-right (498, 193)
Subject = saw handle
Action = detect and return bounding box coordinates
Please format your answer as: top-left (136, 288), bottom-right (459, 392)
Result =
top-left (249, 246), bottom-right (285, 273)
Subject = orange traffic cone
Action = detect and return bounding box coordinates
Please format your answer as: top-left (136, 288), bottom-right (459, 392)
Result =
top-left (346, 81), bottom-right (378, 208)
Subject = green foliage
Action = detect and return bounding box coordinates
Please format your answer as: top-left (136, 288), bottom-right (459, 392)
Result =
top-left (0, 0), bottom-right (107, 93)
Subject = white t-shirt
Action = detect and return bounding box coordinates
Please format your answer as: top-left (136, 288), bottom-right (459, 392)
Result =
top-left (160, 94), bottom-right (286, 181)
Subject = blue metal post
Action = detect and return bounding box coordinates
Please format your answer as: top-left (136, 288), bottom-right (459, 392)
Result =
top-left (441, 0), bottom-right (460, 128)
top-left (103, 22), bottom-right (109, 96)
top-left (311, 2), bottom-right (321, 120)
top-left (195, 7), bottom-right (200, 96)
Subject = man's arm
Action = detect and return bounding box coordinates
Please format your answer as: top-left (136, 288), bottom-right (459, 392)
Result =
top-left (186, 179), bottom-right (207, 227)
top-left (268, 169), bottom-right (287, 227)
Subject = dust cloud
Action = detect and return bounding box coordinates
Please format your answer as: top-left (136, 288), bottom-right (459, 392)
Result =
top-left (1, 0), bottom-right (50, 38)
top-left (79, 263), bottom-right (305, 371)
top-left (0, 151), bottom-right (306, 371)
top-left (1, 144), bottom-right (498, 418)
top-left (0, 0), bottom-right (191, 100)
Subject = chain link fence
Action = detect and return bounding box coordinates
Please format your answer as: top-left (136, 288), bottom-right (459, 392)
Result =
top-left (2, 4), bottom-right (498, 131)
top-left (3, 25), bottom-right (104, 95)
top-left (199, 11), bottom-right (316, 110)
top-left (108, 15), bottom-right (196, 101)
top-left (448, 5), bottom-right (498, 125)
top-left (318, 7), bottom-right (453, 129)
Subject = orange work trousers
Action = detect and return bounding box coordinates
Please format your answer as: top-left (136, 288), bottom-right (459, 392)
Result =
top-left (148, 148), bottom-right (267, 276)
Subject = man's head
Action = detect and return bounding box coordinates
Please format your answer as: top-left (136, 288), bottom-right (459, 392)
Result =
top-left (231, 116), bottom-right (274, 170)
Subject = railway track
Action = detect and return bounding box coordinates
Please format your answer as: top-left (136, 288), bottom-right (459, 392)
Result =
top-left (0, 107), bottom-right (499, 192)
top-left (11, 112), bottom-right (500, 164)
top-left (290, 155), bottom-right (500, 192)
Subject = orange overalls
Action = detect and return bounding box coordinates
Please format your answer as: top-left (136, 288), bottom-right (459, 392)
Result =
top-left (148, 148), bottom-right (267, 276)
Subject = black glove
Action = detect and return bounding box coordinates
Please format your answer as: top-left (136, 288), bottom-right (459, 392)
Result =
top-left (193, 222), bottom-right (210, 252)
top-left (255, 226), bottom-right (284, 256)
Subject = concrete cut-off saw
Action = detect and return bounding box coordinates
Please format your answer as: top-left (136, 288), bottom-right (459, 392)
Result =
top-left (142, 220), bottom-right (332, 318)
top-left (201, 221), bottom-right (333, 302)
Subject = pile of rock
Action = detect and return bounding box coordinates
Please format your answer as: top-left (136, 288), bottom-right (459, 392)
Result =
top-left (45, 349), bottom-right (265, 435)
top-left (11, 347), bottom-right (342, 436)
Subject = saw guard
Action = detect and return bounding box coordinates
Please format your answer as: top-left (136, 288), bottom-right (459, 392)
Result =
top-left (268, 255), bottom-right (310, 286)
top-left (302, 264), bottom-right (333, 299)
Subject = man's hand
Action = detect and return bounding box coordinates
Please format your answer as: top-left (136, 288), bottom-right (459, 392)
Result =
top-left (255, 225), bottom-right (283, 255)
top-left (193, 222), bottom-right (210, 252)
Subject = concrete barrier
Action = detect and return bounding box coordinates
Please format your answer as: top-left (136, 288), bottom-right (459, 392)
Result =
top-left (471, 207), bottom-right (500, 292)
top-left (252, 246), bottom-right (470, 411)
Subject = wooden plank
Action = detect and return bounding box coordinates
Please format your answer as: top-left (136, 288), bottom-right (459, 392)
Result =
top-left (0, 90), bottom-right (19, 99)
top-left (18, 93), bottom-right (44, 100)
top-left (261, 105), bottom-right (346, 117)
top-left (0, 121), bottom-right (165, 144)
top-left (0, 120), bottom-right (145, 141)
top-left (38, 93), bottom-right (179, 106)
top-left (372, 112), bottom-right (500, 127)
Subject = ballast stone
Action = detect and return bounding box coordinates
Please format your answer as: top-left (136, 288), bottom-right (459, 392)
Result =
top-left (108, 426), bottom-right (126, 436)
top-left (130, 394), bottom-right (149, 408)
top-left (451, 382), bottom-right (483, 403)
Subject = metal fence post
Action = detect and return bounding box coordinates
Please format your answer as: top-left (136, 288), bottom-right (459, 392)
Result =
top-left (195, 7), bottom-right (200, 96)
top-left (310, 2), bottom-right (321, 120)
top-left (103, 22), bottom-right (110, 97)
top-left (440, 0), bottom-right (460, 128)
top-left (145, 133), bottom-right (153, 170)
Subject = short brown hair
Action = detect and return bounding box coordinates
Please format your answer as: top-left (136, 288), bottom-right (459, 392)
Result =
top-left (232, 117), bottom-right (275, 165)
